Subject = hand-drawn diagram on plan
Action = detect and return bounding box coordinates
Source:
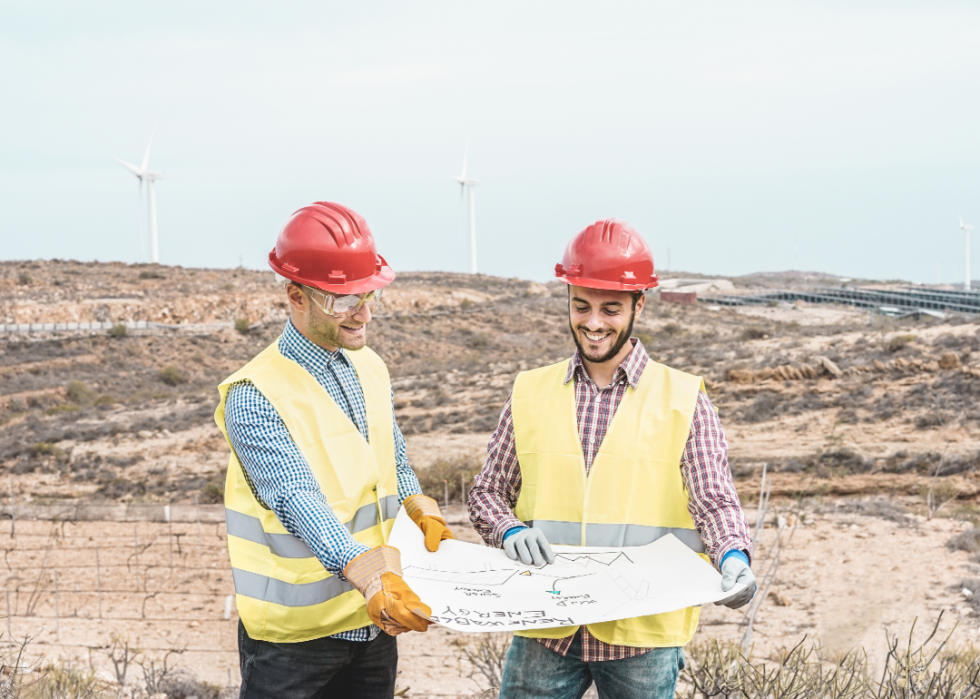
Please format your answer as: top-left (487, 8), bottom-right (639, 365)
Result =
top-left (387, 509), bottom-right (745, 634)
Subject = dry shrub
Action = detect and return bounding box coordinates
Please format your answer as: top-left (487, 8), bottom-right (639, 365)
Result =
top-left (681, 614), bottom-right (980, 699)
top-left (65, 380), bottom-right (94, 405)
top-left (887, 334), bottom-right (916, 353)
top-left (415, 455), bottom-right (482, 504)
top-left (157, 366), bottom-right (188, 386)
top-left (947, 528), bottom-right (980, 553)
top-left (454, 633), bottom-right (511, 699)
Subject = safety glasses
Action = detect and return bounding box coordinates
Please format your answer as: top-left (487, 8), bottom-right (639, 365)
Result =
top-left (304, 286), bottom-right (383, 317)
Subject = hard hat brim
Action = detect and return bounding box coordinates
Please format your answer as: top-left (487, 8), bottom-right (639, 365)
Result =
top-left (268, 251), bottom-right (396, 295)
top-left (557, 273), bottom-right (659, 292)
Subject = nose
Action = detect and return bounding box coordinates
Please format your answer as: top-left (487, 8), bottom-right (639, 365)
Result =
top-left (583, 308), bottom-right (607, 330)
top-left (351, 302), bottom-right (372, 323)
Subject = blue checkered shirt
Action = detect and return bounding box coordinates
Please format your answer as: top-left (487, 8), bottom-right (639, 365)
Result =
top-left (224, 320), bottom-right (423, 642)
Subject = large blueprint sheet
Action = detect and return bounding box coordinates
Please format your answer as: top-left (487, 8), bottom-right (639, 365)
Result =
top-left (388, 509), bottom-right (745, 634)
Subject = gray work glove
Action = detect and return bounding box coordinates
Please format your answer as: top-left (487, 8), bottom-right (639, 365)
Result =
top-left (503, 527), bottom-right (555, 566)
top-left (715, 554), bottom-right (756, 609)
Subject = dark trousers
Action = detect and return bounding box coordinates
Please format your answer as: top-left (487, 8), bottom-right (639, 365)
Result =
top-left (238, 621), bottom-right (398, 699)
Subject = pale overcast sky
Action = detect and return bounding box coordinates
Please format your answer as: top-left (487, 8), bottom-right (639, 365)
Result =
top-left (2, 2), bottom-right (980, 283)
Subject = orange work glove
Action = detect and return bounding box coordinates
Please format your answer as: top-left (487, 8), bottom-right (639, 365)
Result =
top-left (404, 494), bottom-right (456, 552)
top-left (344, 546), bottom-right (432, 636)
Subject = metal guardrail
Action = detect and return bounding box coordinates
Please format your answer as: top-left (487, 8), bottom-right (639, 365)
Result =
top-left (702, 286), bottom-right (980, 316)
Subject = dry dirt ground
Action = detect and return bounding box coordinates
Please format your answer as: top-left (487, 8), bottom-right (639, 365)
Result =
top-left (2, 505), bottom-right (979, 698)
top-left (1, 260), bottom-right (980, 695)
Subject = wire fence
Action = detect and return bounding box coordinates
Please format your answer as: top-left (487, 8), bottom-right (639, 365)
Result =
top-left (0, 516), bottom-right (240, 658)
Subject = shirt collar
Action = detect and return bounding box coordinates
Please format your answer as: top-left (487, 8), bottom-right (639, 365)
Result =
top-left (280, 319), bottom-right (350, 375)
top-left (564, 337), bottom-right (649, 390)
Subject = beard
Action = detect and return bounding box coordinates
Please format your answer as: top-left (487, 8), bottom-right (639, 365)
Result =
top-left (307, 311), bottom-right (366, 351)
top-left (570, 309), bottom-right (636, 364)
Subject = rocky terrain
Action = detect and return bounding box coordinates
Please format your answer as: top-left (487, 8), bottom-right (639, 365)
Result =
top-left (2, 259), bottom-right (980, 696)
top-left (1, 259), bottom-right (978, 513)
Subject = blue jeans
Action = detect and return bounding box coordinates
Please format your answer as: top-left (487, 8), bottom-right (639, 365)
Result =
top-left (499, 633), bottom-right (684, 699)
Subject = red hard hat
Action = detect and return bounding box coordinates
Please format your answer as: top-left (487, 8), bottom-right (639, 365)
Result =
top-left (555, 218), bottom-right (659, 291)
top-left (268, 202), bottom-right (395, 294)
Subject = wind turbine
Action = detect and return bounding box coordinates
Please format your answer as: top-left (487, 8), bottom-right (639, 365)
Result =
top-left (115, 126), bottom-right (164, 263)
top-left (961, 214), bottom-right (974, 291)
top-left (454, 149), bottom-right (480, 274)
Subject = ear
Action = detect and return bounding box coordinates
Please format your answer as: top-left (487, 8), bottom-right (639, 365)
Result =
top-left (634, 293), bottom-right (646, 317)
top-left (286, 284), bottom-right (308, 313)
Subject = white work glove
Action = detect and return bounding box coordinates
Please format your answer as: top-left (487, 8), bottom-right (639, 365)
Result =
top-left (715, 553), bottom-right (756, 609)
top-left (503, 527), bottom-right (555, 566)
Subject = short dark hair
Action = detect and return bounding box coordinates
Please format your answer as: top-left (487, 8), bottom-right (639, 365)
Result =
top-left (566, 287), bottom-right (646, 309)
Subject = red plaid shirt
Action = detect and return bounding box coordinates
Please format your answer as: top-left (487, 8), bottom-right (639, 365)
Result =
top-left (467, 339), bottom-right (751, 661)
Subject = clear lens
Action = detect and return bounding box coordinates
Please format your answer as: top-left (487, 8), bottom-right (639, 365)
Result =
top-left (306, 287), bottom-right (382, 317)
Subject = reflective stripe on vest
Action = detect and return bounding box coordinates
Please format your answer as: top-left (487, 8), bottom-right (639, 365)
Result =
top-left (524, 519), bottom-right (706, 553)
top-left (226, 495), bottom-right (400, 559)
top-left (232, 567), bottom-right (353, 607)
top-left (510, 358), bottom-right (707, 647)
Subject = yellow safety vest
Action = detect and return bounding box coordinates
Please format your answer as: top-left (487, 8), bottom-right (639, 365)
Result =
top-left (214, 339), bottom-right (398, 643)
top-left (510, 359), bottom-right (707, 648)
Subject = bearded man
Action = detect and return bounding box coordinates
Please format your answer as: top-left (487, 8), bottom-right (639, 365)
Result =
top-left (467, 219), bottom-right (756, 699)
top-left (215, 202), bottom-right (454, 699)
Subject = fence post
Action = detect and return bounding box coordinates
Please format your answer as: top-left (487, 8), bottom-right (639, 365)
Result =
top-left (195, 495), bottom-right (203, 552)
top-left (95, 544), bottom-right (103, 619)
top-left (443, 480), bottom-right (449, 509)
top-left (5, 591), bottom-right (11, 645)
top-left (54, 570), bottom-right (60, 642)
top-left (134, 525), bottom-right (140, 591)
top-left (165, 505), bottom-right (173, 570)
top-left (8, 480), bottom-right (14, 539)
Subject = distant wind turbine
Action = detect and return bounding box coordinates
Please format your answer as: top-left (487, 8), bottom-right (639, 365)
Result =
top-left (115, 125), bottom-right (164, 263)
top-left (454, 149), bottom-right (480, 274)
top-left (960, 214), bottom-right (974, 291)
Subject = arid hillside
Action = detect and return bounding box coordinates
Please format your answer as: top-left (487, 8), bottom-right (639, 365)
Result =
top-left (1, 259), bottom-right (978, 511)
top-left (3, 260), bottom-right (980, 696)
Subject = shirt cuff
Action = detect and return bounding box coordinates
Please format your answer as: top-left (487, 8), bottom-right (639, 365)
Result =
top-left (335, 540), bottom-right (372, 581)
top-left (502, 526), bottom-right (527, 542)
top-left (490, 515), bottom-right (526, 549)
top-left (721, 549), bottom-right (750, 569)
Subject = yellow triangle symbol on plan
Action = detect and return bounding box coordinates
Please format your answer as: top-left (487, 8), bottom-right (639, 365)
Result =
top-left (519, 570), bottom-right (531, 576)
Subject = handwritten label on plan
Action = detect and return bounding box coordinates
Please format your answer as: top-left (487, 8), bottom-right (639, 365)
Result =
top-left (387, 509), bottom-right (745, 634)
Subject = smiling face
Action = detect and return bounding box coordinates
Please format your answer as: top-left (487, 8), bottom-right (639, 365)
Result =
top-left (567, 285), bottom-right (644, 366)
top-left (287, 284), bottom-right (372, 352)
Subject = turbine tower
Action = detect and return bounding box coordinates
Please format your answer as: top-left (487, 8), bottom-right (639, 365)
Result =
top-left (115, 126), bottom-right (164, 263)
top-left (454, 149), bottom-right (480, 274)
top-left (961, 214), bottom-right (974, 291)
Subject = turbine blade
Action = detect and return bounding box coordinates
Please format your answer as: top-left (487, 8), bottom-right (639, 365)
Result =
top-left (115, 157), bottom-right (143, 176)
top-left (140, 121), bottom-right (158, 173)
top-left (461, 143), bottom-right (468, 180)
top-left (459, 182), bottom-right (465, 201)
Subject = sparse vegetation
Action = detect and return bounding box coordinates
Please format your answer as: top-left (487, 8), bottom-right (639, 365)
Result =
top-left (107, 323), bottom-right (128, 338)
top-left (234, 318), bottom-right (251, 334)
top-left (65, 380), bottom-right (94, 405)
top-left (416, 455), bottom-right (481, 504)
top-left (157, 366), bottom-right (188, 386)
top-left (681, 614), bottom-right (979, 699)
top-left (887, 333), bottom-right (917, 353)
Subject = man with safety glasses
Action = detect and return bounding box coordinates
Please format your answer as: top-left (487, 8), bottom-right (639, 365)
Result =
top-left (214, 202), bottom-right (454, 699)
